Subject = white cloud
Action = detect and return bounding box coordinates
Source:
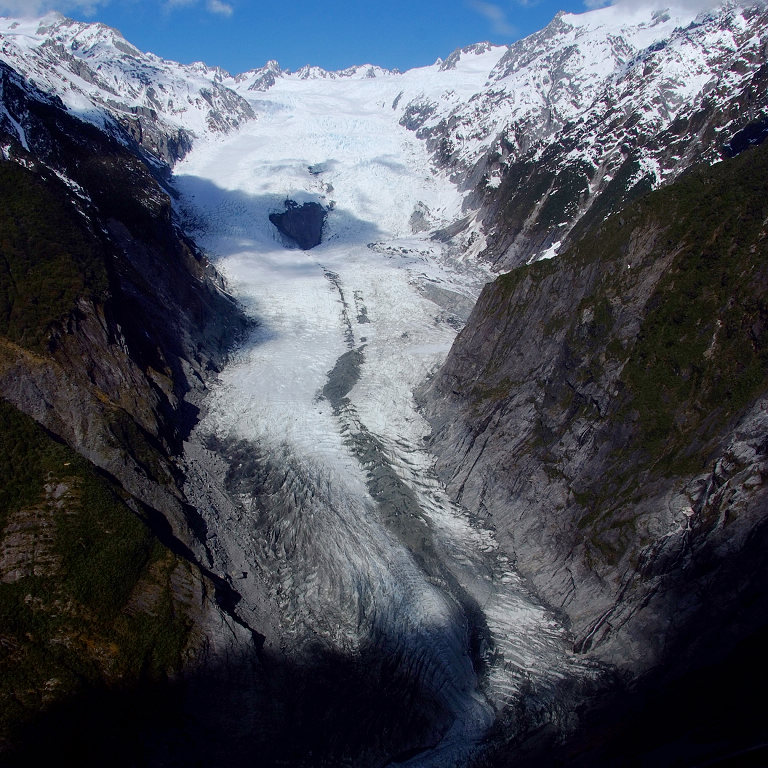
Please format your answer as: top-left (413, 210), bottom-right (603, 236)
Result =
top-left (0, 0), bottom-right (108, 16)
top-left (0, 0), bottom-right (236, 20)
top-left (163, 0), bottom-right (233, 15)
top-left (469, 0), bottom-right (517, 36)
top-left (206, 0), bottom-right (232, 15)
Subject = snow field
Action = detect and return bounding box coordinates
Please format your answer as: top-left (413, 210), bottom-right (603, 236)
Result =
top-left (174, 61), bottom-right (581, 764)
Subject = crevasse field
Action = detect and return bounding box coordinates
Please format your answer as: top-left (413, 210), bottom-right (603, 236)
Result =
top-left (173, 60), bottom-right (584, 765)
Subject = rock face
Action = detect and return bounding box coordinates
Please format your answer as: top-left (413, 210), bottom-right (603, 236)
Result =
top-left (0, 58), bottom-right (266, 760)
top-left (269, 200), bottom-right (327, 249)
top-left (421, 142), bottom-right (768, 761)
top-left (397, 4), bottom-right (768, 269)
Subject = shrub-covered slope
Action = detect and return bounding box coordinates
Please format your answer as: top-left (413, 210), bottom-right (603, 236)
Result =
top-left (0, 60), bottom-right (258, 756)
top-left (0, 400), bottom-right (199, 751)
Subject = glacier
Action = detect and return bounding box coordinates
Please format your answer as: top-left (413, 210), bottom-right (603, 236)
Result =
top-left (2, 1), bottom-right (765, 762)
top-left (172, 60), bottom-right (593, 764)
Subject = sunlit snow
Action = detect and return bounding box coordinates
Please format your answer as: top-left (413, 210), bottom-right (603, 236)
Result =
top-left (2, 2), bottom-right (750, 760)
top-left (174, 71), bottom-right (580, 764)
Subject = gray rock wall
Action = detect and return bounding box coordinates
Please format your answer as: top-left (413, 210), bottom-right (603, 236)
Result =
top-left (421, 142), bottom-right (768, 678)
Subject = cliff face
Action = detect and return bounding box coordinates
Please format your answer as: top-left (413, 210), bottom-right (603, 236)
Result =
top-left (422, 142), bottom-right (768, 686)
top-left (0, 59), bottom-right (248, 545)
top-left (0, 60), bottom-right (259, 756)
top-left (469, 5), bottom-right (768, 270)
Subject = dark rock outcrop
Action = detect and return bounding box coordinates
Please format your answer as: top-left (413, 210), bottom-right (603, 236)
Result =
top-left (269, 199), bottom-right (327, 249)
top-left (0, 59), bottom-right (261, 752)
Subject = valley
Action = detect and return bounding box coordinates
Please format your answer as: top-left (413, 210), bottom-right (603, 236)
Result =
top-left (172, 72), bottom-right (594, 764)
top-left (1, 3), bottom-right (767, 765)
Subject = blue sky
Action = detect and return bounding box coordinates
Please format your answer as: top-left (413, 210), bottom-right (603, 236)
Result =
top-left (0, 0), bottom-right (599, 73)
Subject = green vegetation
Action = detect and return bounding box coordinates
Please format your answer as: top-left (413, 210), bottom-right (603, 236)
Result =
top-left (75, 153), bottom-right (172, 244)
top-left (0, 399), bottom-right (192, 744)
top-left (472, 377), bottom-right (517, 405)
top-left (567, 153), bottom-right (655, 245)
top-left (563, 145), bottom-right (768, 544)
top-left (491, 157), bottom-right (556, 234)
top-left (472, 144), bottom-right (768, 566)
top-left (0, 162), bottom-right (108, 351)
top-left (0, 393), bottom-right (72, 529)
top-left (620, 144), bottom-right (768, 473)
top-left (552, 142), bottom-right (768, 479)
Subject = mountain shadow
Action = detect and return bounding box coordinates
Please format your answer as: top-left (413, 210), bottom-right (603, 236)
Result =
top-left (173, 173), bottom-right (385, 257)
top-left (2, 640), bottom-right (451, 768)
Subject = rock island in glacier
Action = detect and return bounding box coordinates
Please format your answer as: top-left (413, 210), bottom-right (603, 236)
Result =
top-left (173, 53), bottom-right (591, 767)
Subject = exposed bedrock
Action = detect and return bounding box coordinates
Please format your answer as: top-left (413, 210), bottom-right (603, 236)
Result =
top-left (269, 199), bottom-right (327, 249)
top-left (420, 144), bottom-right (768, 763)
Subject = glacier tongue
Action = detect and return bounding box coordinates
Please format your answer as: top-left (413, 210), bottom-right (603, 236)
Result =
top-left (174, 69), bottom-right (592, 764)
top-left (1, 2), bottom-right (766, 762)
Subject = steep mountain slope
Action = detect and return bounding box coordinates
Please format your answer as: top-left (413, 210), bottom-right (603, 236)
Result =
top-left (1, 3), bottom-right (768, 766)
top-left (4, 3), bottom-right (767, 270)
top-left (473, 2), bottom-right (768, 268)
top-left (389, 2), bottom-right (768, 269)
top-left (0, 13), bottom-right (253, 163)
top-left (0, 58), bottom-right (263, 760)
top-left (422, 140), bottom-right (768, 763)
top-left (0, 58), bottom-right (246, 518)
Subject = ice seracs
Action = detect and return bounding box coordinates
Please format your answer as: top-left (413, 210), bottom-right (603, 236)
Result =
top-left (173, 51), bottom-right (589, 763)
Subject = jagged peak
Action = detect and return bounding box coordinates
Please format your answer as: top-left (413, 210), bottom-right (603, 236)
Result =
top-left (35, 10), bottom-right (66, 28)
top-left (0, 12), bottom-right (144, 61)
top-left (486, 1), bottom-right (703, 85)
top-left (231, 60), bottom-right (285, 92)
top-left (439, 41), bottom-right (501, 71)
top-left (291, 62), bottom-right (395, 80)
top-left (0, 12), bottom-right (256, 163)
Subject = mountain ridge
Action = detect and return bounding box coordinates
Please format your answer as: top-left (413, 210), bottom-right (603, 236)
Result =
top-left (1, 3), bottom-right (768, 765)
top-left (421, 134), bottom-right (768, 768)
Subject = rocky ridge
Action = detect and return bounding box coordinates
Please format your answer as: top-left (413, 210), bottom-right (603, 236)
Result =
top-left (0, 56), bottom-right (266, 761)
top-left (393, 3), bottom-right (768, 269)
top-left (421, 140), bottom-right (768, 763)
top-left (0, 13), bottom-right (254, 164)
top-left (475, 2), bottom-right (768, 268)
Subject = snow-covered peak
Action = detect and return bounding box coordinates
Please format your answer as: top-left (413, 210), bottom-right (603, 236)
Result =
top-left (0, 13), bottom-right (254, 162)
top-left (487, 2), bottom-right (698, 98)
top-left (9, 12), bottom-right (142, 60)
top-left (439, 42), bottom-right (500, 72)
top-left (230, 60), bottom-right (396, 93)
top-left (232, 60), bottom-right (285, 92)
top-left (391, 0), bottom-right (768, 177)
top-left (2, 1), bottom-right (766, 183)
top-left (293, 62), bottom-right (395, 80)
